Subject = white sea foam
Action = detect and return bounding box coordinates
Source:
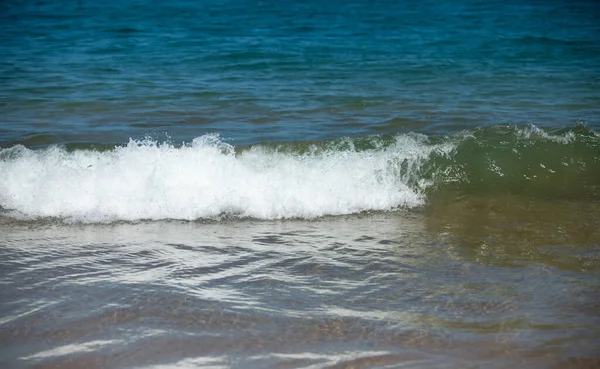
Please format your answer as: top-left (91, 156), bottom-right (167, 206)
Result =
top-left (0, 134), bottom-right (453, 222)
top-left (515, 124), bottom-right (575, 144)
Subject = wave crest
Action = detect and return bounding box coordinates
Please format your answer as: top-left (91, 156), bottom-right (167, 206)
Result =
top-left (0, 134), bottom-right (448, 222)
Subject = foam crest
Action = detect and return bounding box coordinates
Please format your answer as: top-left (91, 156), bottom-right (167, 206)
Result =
top-left (515, 124), bottom-right (575, 144)
top-left (0, 134), bottom-right (448, 222)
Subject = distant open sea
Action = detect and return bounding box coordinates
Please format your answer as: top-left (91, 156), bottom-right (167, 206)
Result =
top-left (1, 1), bottom-right (599, 368)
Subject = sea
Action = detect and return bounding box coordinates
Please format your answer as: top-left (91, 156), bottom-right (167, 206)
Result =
top-left (1, 0), bottom-right (599, 368)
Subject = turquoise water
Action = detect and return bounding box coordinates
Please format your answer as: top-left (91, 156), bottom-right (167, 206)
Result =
top-left (1, 1), bottom-right (599, 368)
top-left (2, 0), bottom-right (599, 146)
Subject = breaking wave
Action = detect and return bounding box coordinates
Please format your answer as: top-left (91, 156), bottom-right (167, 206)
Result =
top-left (0, 125), bottom-right (598, 223)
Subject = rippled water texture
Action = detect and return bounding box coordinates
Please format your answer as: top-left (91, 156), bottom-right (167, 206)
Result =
top-left (1, 0), bottom-right (600, 368)
top-left (1, 204), bottom-right (599, 368)
top-left (1, 0), bottom-right (599, 146)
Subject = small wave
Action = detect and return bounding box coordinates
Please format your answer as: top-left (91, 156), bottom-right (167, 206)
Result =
top-left (423, 124), bottom-right (600, 202)
top-left (1, 125), bottom-right (598, 223)
top-left (0, 134), bottom-right (452, 222)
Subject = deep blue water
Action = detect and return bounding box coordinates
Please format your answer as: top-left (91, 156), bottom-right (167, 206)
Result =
top-left (1, 2), bottom-right (600, 368)
top-left (1, 0), bottom-right (599, 146)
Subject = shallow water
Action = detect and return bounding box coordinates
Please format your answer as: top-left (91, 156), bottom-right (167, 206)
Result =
top-left (1, 0), bottom-right (600, 367)
top-left (1, 199), bottom-right (599, 368)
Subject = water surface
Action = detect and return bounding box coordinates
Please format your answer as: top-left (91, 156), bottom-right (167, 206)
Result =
top-left (1, 0), bottom-right (599, 368)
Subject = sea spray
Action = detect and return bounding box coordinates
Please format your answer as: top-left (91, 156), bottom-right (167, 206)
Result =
top-left (1, 126), bottom-right (598, 222)
top-left (0, 134), bottom-right (450, 222)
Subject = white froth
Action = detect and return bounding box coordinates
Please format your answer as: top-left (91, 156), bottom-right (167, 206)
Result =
top-left (516, 124), bottom-right (576, 144)
top-left (0, 134), bottom-right (450, 222)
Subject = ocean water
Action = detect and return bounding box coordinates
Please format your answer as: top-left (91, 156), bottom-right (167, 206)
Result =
top-left (1, 0), bottom-right (599, 368)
